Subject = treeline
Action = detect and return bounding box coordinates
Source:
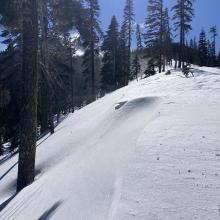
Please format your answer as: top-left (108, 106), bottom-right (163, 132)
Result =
top-left (0, 0), bottom-right (219, 191)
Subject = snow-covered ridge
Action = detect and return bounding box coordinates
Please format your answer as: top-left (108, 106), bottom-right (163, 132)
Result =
top-left (0, 66), bottom-right (220, 220)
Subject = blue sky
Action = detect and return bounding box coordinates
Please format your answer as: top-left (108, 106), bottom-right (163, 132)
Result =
top-left (99, 0), bottom-right (220, 52)
top-left (0, 0), bottom-right (220, 52)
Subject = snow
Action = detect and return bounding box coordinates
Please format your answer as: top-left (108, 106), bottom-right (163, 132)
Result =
top-left (0, 66), bottom-right (220, 220)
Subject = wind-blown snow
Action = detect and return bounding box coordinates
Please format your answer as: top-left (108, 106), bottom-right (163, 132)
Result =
top-left (0, 66), bottom-right (220, 220)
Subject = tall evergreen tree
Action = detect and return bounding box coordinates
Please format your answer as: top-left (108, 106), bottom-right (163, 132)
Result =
top-left (101, 16), bottom-right (119, 93)
top-left (210, 25), bottom-right (217, 65)
top-left (218, 52), bottom-right (220, 66)
top-left (130, 53), bottom-right (141, 81)
top-left (122, 0), bottom-right (134, 85)
top-left (39, 0), bottom-right (55, 134)
top-left (188, 38), bottom-right (194, 64)
top-left (198, 29), bottom-right (208, 66)
top-left (37, 0), bottom-right (83, 133)
top-left (118, 24), bottom-right (128, 87)
top-left (172, 0), bottom-right (195, 68)
top-left (144, 0), bottom-right (164, 73)
top-left (17, 0), bottom-right (38, 192)
top-left (163, 7), bottom-right (172, 70)
top-left (207, 39), bottom-right (213, 66)
top-left (82, 0), bottom-right (102, 103)
top-left (191, 37), bottom-right (199, 64)
top-left (136, 24), bottom-right (143, 51)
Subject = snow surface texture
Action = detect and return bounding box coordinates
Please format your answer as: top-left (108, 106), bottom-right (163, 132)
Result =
top-left (0, 66), bottom-right (220, 220)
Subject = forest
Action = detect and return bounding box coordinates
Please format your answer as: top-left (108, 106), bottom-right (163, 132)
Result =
top-left (0, 0), bottom-right (219, 193)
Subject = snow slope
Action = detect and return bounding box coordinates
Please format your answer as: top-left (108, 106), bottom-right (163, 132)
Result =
top-left (0, 66), bottom-right (220, 220)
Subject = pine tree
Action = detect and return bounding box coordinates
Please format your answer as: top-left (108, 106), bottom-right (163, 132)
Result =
top-left (144, 0), bottom-right (164, 73)
top-left (163, 8), bottom-right (172, 69)
top-left (192, 37), bottom-right (199, 64)
top-left (144, 58), bottom-right (156, 77)
top-left (198, 29), bottom-right (208, 66)
top-left (207, 40), bottom-right (213, 66)
top-left (130, 53), bottom-right (141, 81)
top-left (136, 24), bottom-right (143, 51)
top-left (209, 25), bottom-right (217, 66)
top-left (188, 38), bottom-right (194, 64)
top-left (117, 24), bottom-right (129, 87)
top-left (17, 0), bottom-right (38, 192)
top-left (172, 0), bottom-right (195, 68)
top-left (122, 0), bottom-right (135, 85)
top-left (38, 0), bottom-right (82, 133)
top-left (218, 52), bottom-right (220, 66)
top-left (82, 0), bottom-right (102, 103)
top-left (39, 0), bottom-right (55, 134)
top-left (101, 16), bottom-right (119, 93)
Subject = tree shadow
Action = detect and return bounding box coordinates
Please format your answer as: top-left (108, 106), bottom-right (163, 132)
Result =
top-left (37, 200), bottom-right (63, 220)
top-left (0, 161), bottom-right (18, 181)
top-left (0, 193), bottom-right (18, 212)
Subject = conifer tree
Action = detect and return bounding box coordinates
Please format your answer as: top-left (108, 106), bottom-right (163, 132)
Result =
top-left (118, 24), bottom-right (129, 87)
top-left (188, 38), bottom-right (194, 64)
top-left (172, 0), bottom-right (195, 68)
top-left (130, 54), bottom-right (141, 81)
top-left (209, 25), bottom-right (217, 65)
top-left (198, 29), bottom-right (208, 66)
top-left (82, 0), bottom-right (102, 103)
top-left (136, 24), bottom-right (143, 51)
top-left (17, 0), bottom-right (38, 192)
top-left (218, 52), bottom-right (220, 66)
top-left (39, 0), bottom-right (55, 134)
top-left (122, 0), bottom-right (135, 84)
top-left (144, 58), bottom-right (156, 77)
top-left (163, 8), bottom-right (172, 69)
top-left (192, 37), bottom-right (199, 64)
top-left (207, 39), bottom-right (213, 66)
top-left (144, 0), bottom-right (164, 73)
top-left (101, 16), bottom-right (119, 93)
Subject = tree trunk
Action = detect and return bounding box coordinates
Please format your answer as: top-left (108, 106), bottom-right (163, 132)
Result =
top-left (178, 0), bottom-right (184, 69)
top-left (178, 28), bottom-right (183, 68)
top-left (127, 20), bottom-right (131, 84)
top-left (159, 2), bottom-right (163, 73)
top-left (162, 56), bottom-right (165, 72)
top-left (70, 47), bottom-right (75, 113)
top-left (175, 58), bottom-right (177, 69)
top-left (17, 0), bottom-right (38, 192)
top-left (41, 1), bottom-right (54, 135)
top-left (91, 41), bottom-right (95, 102)
top-left (182, 29), bottom-right (185, 67)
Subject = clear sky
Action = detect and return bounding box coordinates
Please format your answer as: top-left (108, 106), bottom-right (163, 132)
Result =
top-left (0, 0), bottom-right (220, 52)
top-left (99, 0), bottom-right (220, 52)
